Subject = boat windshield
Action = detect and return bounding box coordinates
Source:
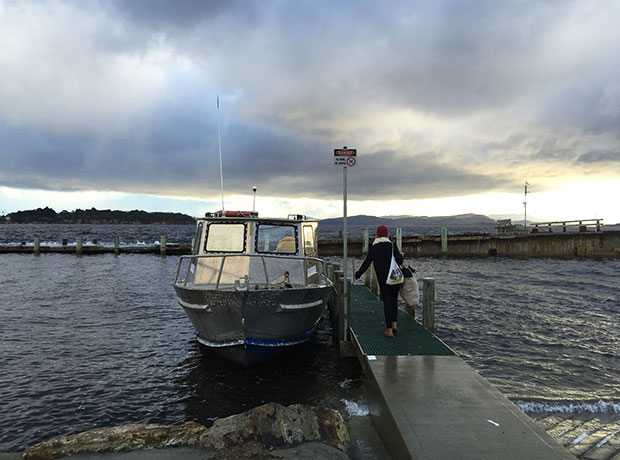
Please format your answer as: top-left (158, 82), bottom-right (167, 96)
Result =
top-left (205, 223), bottom-right (246, 253)
top-left (303, 224), bottom-right (316, 256)
top-left (256, 224), bottom-right (298, 254)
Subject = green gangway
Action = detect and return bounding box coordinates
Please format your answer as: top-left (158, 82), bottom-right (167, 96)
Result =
top-left (349, 284), bottom-right (454, 357)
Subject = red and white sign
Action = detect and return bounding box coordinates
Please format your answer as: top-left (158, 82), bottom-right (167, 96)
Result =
top-left (334, 148), bottom-right (357, 166)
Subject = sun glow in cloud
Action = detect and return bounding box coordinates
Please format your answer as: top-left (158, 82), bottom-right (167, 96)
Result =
top-left (3, 178), bottom-right (618, 225)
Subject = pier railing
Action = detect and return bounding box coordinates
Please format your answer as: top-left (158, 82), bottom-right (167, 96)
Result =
top-left (530, 219), bottom-right (602, 233)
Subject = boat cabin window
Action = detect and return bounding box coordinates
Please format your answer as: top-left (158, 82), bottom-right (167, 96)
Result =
top-left (256, 224), bottom-right (297, 254)
top-left (204, 223), bottom-right (246, 253)
top-left (303, 225), bottom-right (316, 256)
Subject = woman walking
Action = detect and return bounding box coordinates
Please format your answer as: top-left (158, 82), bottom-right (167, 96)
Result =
top-left (354, 225), bottom-right (404, 337)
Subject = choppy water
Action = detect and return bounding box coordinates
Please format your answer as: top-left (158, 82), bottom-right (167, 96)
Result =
top-left (342, 256), bottom-right (620, 410)
top-left (0, 253), bottom-right (362, 452)
top-left (2, 222), bottom-right (617, 245)
top-left (0, 223), bottom-right (491, 247)
top-left (0, 224), bottom-right (195, 247)
top-left (403, 258), bottom-right (619, 403)
top-left (1, 224), bottom-right (619, 453)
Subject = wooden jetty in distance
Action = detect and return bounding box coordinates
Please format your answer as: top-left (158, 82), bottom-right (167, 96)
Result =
top-left (327, 263), bottom-right (617, 460)
top-left (0, 238), bottom-right (191, 256)
top-left (319, 227), bottom-right (620, 258)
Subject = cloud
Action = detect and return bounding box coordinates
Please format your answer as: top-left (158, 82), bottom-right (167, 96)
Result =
top-left (1, 0), bottom-right (620, 212)
top-left (576, 149), bottom-right (620, 164)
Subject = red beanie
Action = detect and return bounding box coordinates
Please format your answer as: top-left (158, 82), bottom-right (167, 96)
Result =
top-left (376, 225), bottom-right (388, 237)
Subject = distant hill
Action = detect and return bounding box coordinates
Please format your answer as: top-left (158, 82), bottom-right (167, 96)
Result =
top-left (319, 213), bottom-right (497, 226)
top-left (4, 207), bottom-right (196, 225)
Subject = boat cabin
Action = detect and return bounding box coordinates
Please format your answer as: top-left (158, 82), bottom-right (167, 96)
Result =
top-left (177, 212), bottom-right (325, 291)
top-left (192, 211), bottom-right (318, 258)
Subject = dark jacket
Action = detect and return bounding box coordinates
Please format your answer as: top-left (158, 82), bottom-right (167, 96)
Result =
top-left (355, 238), bottom-right (403, 286)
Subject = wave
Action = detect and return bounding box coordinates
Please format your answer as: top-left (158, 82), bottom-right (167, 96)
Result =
top-left (341, 399), bottom-right (369, 417)
top-left (515, 399), bottom-right (620, 414)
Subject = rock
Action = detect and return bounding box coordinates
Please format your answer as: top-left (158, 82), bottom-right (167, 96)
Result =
top-left (21, 422), bottom-right (207, 460)
top-left (20, 403), bottom-right (349, 459)
top-left (199, 402), bottom-right (349, 452)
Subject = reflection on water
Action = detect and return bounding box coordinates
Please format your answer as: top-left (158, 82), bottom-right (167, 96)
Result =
top-left (175, 319), bottom-right (363, 426)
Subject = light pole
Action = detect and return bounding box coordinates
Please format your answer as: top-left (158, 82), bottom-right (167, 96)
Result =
top-left (523, 181), bottom-right (529, 229)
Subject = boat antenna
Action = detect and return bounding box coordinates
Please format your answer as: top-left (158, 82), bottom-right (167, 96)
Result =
top-left (252, 186), bottom-right (257, 212)
top-left (217, 93), bottom-right (225, 212)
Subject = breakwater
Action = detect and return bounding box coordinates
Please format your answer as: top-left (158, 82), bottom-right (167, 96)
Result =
top-left (0, 242), bottom-right (191, 255)
top-left (3, 231), bottom-right (620, 258)
top-left (319, 230), bottom-right (620, 258)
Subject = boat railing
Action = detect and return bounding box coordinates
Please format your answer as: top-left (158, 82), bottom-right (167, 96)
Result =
top-left (174, 254), bottom-right (331, 290)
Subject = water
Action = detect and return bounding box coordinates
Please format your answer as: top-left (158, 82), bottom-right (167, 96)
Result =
top-left (1, 225), bottom-right (619, 453)
top-left (0, 223), bottom-right (490, 247)
top-left (0, 223), bottom-right (195, 247)
top-left (341, 255), bottom-right (620, 411)
top-left (0, 253), bottom-right (362, 452)
top-left (402, 257), bottom-right (620, 403)
top-left (2, 222), bottom-right (617, 245)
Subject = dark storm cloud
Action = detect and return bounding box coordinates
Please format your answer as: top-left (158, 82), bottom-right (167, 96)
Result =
top-left (345, 151), bottom-right (511, 200)
top-left (107, 0), bottom-right (254, 29)
top-left (104, 0), bottom-right (571, 116)
top-left (1, 0), bottom-right (620, 204)
top-left (530, 137), bottom-right (576, 162)
top-left (576, 150), bottom-right (620, 164)
top-left (355, 1), bottom-right (561, 115)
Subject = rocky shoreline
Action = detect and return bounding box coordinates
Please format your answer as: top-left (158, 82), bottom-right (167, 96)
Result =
top-left (19, 403), bottom-right (350, 460)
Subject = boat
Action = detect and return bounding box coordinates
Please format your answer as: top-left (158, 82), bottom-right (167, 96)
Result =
top-left (173, 210), bottom-right (333, 365)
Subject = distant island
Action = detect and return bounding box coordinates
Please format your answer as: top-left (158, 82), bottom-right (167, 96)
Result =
top-left (318, 213), bottom-right (497, 226)
top-left (3, 209), bottom-right (501, 226)
top-left (3, 207), bottom-right (196, 225)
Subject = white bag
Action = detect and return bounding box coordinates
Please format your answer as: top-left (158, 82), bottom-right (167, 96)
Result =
top-left (386, 244), bottom-right (404, 285)
top-left (400, 275), bottom-right (419, 307)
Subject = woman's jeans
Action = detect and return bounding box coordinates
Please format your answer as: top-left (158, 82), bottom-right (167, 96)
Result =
top-left (380, 283), bottom-right (400, 328)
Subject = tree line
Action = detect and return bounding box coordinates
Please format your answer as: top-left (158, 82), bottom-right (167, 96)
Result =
top-left (4, 207), bottom-right (196, 225)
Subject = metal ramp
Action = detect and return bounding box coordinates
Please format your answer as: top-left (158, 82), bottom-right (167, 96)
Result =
top-left (349, 284), bottom-right (454, 357)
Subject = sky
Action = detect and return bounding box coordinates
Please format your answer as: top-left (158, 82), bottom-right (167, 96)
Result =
top-left (1, 0), bottom-right (619, 223)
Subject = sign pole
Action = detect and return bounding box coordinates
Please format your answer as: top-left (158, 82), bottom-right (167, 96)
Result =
top-left (343, 163), bottom-right (348, 342)
top-left (333, 146), bottom-right (356, 343)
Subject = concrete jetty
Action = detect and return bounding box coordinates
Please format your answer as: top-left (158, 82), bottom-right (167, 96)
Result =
top-left (344, 283), bottom-right (575, 460)
top-left (319, 230), bottom-right (620, 258)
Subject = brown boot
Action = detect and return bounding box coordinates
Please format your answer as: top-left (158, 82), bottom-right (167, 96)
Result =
top-left (385, 328), bottom-right (394, 337)
top-left (392, 322), bottom-right (398, 334)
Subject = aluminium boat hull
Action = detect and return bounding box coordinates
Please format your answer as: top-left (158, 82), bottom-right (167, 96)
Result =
top-left (174, 284), bottom-right (331, 366)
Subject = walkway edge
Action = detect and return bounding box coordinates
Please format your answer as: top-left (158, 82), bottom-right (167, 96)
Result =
top-left (363, 355), bottom-right (576, 460)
